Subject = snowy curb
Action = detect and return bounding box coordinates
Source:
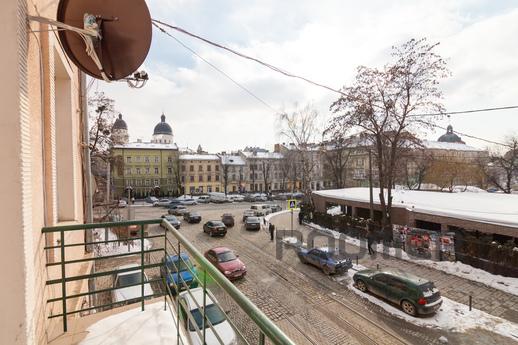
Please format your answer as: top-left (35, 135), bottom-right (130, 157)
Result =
top-left (306, 222), bottom-right (518, 296)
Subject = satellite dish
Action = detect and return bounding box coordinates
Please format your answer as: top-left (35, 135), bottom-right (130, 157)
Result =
top-left (56, 0), bottom-right (152, 81)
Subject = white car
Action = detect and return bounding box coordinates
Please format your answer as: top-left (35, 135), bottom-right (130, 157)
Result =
top-left (197, 195), bottom-right (211, 203)
top-left (117, 199), bottom-right (127, 208)
top-left (153, 198), bottom-right (172, 207)
top-left (112, 264), bottom-right (153, 304)
top-left (179, 198), bottom-right (198, 206)
top-left (178, 288), bottom-right (238, 345)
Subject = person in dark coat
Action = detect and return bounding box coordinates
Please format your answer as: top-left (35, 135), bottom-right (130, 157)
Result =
top-left (269, 223), bottom-right (275, 241)
top-left (298, 211), bottom-right (303, 225)
top-left (367, 229), bottom-right (375, 255)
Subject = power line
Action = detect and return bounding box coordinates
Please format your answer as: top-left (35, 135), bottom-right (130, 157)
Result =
top-left (152, 22), bottom-right (277, 113)
top-left (152, 19), bottom-right (345, 96)
top-left (410, 105), bottom-right (518, 117)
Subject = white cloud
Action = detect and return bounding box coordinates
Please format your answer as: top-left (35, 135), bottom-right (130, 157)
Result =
top-left (95, 0), bottom-right (518, 152)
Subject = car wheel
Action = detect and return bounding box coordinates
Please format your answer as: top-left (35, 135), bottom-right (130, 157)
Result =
top-left (401, 300), bottom-right (417, 316)
top-left (356, 280), bottom-right (368, 293)
top-left (322, 265), bottom-right (332, 275)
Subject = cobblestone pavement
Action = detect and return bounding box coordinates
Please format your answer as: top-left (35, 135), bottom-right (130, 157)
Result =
top-left (271, 212), bottom-right (518, 324)
top-left (127, 203), bottom-right (517, 345)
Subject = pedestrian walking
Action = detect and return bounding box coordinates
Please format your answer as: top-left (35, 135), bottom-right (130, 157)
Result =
top-left (298, 211), bottom-right (303, 225)
top-left (367, 229), bottom-right (375, 255)
top-left (269, 223), bottom-right (275, 241)
top-left (263, 217), bottom-right (267, 226)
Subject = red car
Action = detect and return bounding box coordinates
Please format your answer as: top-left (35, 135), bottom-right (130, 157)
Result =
top-left (204, 247), bottom-right (246, 280)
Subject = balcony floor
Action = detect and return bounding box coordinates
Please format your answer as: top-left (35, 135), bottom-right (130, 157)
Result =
top-left (48, 298), bottom-right (185, 345)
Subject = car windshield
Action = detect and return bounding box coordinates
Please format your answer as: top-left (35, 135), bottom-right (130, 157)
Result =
top-left (211, 221), bottom-right (225, 227)
top-left (166, 216), bottom-right (178, 222)
top-left (189, 304), bottom-right (226, 331)
top-left (247, 217), bottom-right (259, 222)
top-left (190, 212), bottom-right (200, 216)
top-left (167, 258), bottom-right (194, 273)
top-left (116, 272), bottom-right (142, 288)
top-left (217, 251), bottom-right (237, 262)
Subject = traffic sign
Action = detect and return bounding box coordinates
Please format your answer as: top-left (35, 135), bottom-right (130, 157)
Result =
top-left (287, 199), bottom-right (298, 210)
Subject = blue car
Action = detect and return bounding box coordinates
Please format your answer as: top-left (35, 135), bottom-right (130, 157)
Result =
top-left (161, 253), bottom-right (198, 294)
top-left (297, 247), bottom-right (352, 275)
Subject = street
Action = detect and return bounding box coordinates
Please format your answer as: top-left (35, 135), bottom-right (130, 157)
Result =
top-left (126, 202), bottom-right (517, 345)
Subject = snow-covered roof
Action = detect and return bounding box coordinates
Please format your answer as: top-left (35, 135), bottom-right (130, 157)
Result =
top-left (241, 151), bottom-right (283, 159)
top-left (421, 140), bottom-right (485, 152)
top-left (313, 188), bottom-right (518, 229)
top-left (113, 142), bottom-right (178, 150)
top-left (179, 154), bottom-right (219, 161)
top-left (220, 155), bottom-right (245, 165)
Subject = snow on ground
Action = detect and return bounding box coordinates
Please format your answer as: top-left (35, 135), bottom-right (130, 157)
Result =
top-left (341, 268), bottom-right (518, 341)
top-left (327, 206), bottom-right (342, 216)
top-left (93, 229), bottom-right (152, 257)
top-left (281, 237), bottom-right (299, 245)
top-left (308, 223), bottom-right (518, 296)
top-left (80, 302), bottom-right (180, 345)
top-left (265, 209), bottom-right (292, 222)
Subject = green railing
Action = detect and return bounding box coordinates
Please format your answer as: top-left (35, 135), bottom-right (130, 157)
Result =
top-left (42, 219), bottom-right (295, 345)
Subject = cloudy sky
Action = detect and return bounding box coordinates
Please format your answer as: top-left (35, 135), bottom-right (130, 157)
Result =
top-left (94, 0), bottom-right (518, 153)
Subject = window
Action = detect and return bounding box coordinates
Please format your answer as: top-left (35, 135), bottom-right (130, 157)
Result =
top-left (207, 165), bottom-right (211, 172)
top-left (207, 186), bottom-right (212, 193)
top-left (215, 175), bottom-right (220, 181)
top-left (126, 156), bottom-right (131, 163)
top-left (190, 176), bottom-right (194, 182)
top-left (155, 156), bottom-right (159, 163)
top-left (135, 179), bottom-right (141, 186)
top-left (198, 165), bottom-right (203, 172)
top-left (145, 179), bottom-right (150, 186)
top-left (189, 165), bottom-right (194, 172)
top-left (168, 167), bottom-right (172, 174)
top-left (154, 167), bottom-right (159, 174)
top-left (198, 176), bottom-right (203, 182)
top-left (154, 179), bottom-right (159, 186)
top-left (208, 175), bottom-right (213, 182)
top-left (215, 187), bottom-right (220, 192)
top-left (181, 165), bottom-right (186, 172)
top-left (181, 176), bottom-right (185, 183)
top-left (136, 168), bottom-right (141, 175)
top-left (232, 174), bottom-right (236, 181)
top-left (189, 186), bottom-right (195, 194)
top-left (145, 167), bottom-right (150, 174)
top-left (136, 156), bottom-right (140, 162)
top-left (168, 156), bottom-right (172, 163)
top-left (215, 165), bottom-right (219, 171)
top-left (145, 156), bottom-right (150, 163)
top-left (125, 168), bottom-right (131, 175)
top-left (250, 173), bottom-right (253, 179)
top-left (232, 186), bottom-right (236, 192)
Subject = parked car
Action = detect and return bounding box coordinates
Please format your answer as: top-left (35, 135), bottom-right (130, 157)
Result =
top-left (117, 199), bottom-right (127, 208)
top-left (153, 198), bottom-right (172, 207)
top-left (161, 253), bottom-right (198, 294)
top-left (203, 221), bottom-right (227, 237)
top-left (242, 210), bottom-right (256, 222)
top-left (179, 198), bottom-right (198, 206)
top-left (228, 194), bottom-right (244, 202)
top-left (112, 264), bottom-right (153, 304)
top-left (221, 213), bottom-right (235, 227)
top-left (251, 204), bottom-right (271, 215)
top-left (197, 195), bottom-right (211, 203)
top-left (269, 204), bottom-right (282, 213)
top-left (244, 216), bottom-right (261, 231)
top-left (209, 192), bottom-right (231, 203)
top-left (184, 211), bottom-right (202, 223)
top-left (166, 200), bottom-right (182, 208)
top-left (161, 214), bottom-right (181, 229)
top-left (168, 205), bottom-right (188, 216)
top-left (204, 247), bottom-right (246, 280)
top-left (145, 196), bottom-right (159, 204)
top-left (297, 247), bottom-right (352, 275)
top-left (353, 268), bottom-right (443, 316)
top-left (253, 194), bottom-right (268, 202)
top-left (178, 287), bottom-right (238, 345)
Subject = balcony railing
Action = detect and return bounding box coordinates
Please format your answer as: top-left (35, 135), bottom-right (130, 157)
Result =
top-left (42, 219), bottom-right (295, 345)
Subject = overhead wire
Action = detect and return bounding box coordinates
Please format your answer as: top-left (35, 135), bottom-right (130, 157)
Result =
top-left (151, 22), bottom-right (278, 113)
top-left (410, 105), bottom-right (518, 117)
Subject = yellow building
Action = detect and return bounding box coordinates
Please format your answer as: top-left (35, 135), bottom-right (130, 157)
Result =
top-left (111, 114), bottom-right (180, 198)
top-left (1, 1), bottom-right (91, 343)
top-left (180, 154), bottom-right (222, 194)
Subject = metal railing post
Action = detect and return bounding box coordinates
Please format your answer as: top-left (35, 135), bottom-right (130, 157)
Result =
top-left (202, 270), bottom-right (207, 345)
top-left (60, 229), bottom-right (67, 332)
top-left (163, 230), bottom-right (167, 311)
top-left (177, 241), bottom-right (181, 343)
top-left (141, 224), bottom-right (145, 312)
top-left (259, 331), bottom-right (265, 345)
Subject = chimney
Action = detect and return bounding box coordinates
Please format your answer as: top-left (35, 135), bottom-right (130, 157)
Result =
top-left (137, 138), bottom-right (142, 143)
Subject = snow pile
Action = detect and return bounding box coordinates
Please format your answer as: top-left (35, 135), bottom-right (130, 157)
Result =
top-left (343, 269), bottom-right (518, 340)
top-left (308, 223), bottom-right (518, 296)
top-left (93, 229), bottom-right (152, 257)
top-left (80, 302), bottom-right (181, 345)
top-left (326, 206), bottom-right (342, 216)
top-left (281, 237), bottom-right (299, 245)
top-left (264, 209), bottom-right (292, 222)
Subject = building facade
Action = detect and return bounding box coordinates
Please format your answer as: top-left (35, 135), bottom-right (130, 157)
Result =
top-left (111, 114), bottom-right (180, 198)
top-left (180, 154), bottom-right (222, 194)
top-left (1, 1), bottom-right (90, 343)
top-left (220, 154), bottom-right (246, 193)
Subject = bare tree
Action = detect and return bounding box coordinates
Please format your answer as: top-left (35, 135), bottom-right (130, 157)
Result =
top-left (89, 92), bottom-right (118, 161)
top-left (483, 136), bottom-right (518, 193)
top-left (321, 127), bottom-right (353, 188)
top-left (261, 160), bottom-right (271, 194)
top-left (222, 163), bottom-right (230, 196)
top-left (279, 104), bottom-right (320, 199)
top-left (328, 38), bottom-right (449, 239)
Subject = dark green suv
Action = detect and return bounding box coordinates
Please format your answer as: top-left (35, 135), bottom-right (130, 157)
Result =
top-left (353, 268), bottom-right (442, 316)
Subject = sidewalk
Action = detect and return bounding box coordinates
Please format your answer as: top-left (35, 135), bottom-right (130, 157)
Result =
top-left (269, 212), bottom-right (518, 324)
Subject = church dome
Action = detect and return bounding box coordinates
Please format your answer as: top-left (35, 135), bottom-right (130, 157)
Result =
top-left (153, 114), bottom-right (173, 135)
top-left (112, 114), bottom-right (127, 130)
top-left (438, 125), bottom-right (464, 144)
